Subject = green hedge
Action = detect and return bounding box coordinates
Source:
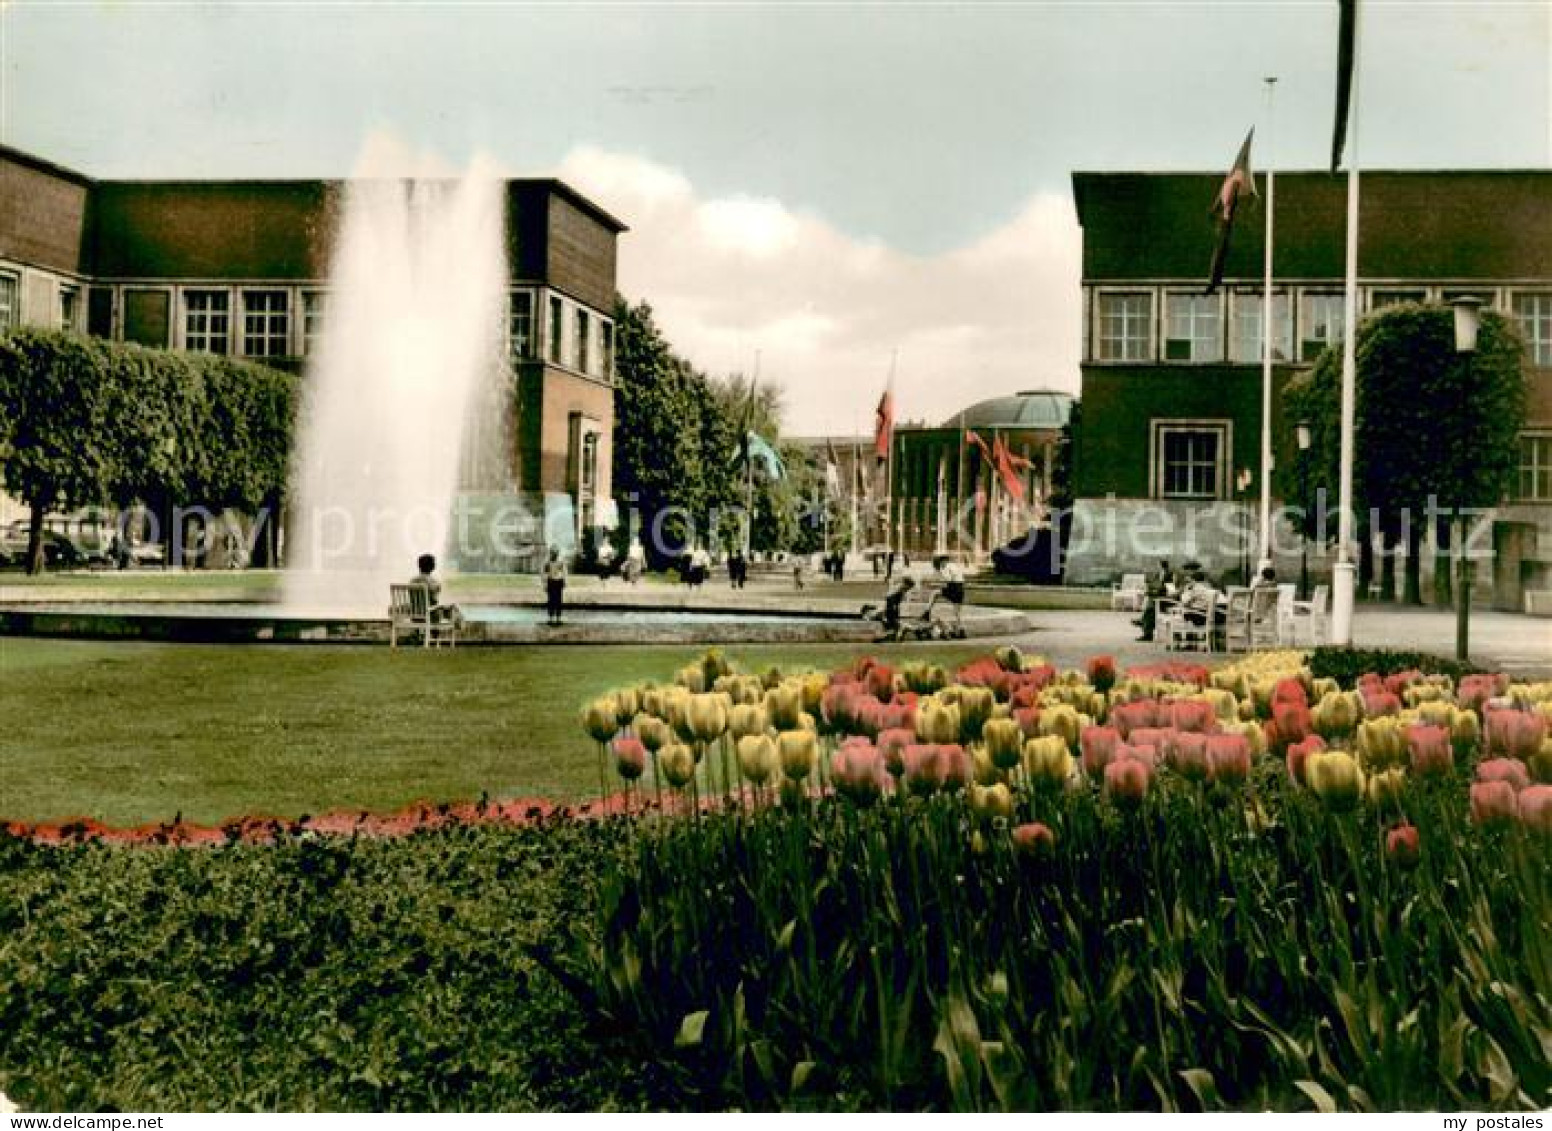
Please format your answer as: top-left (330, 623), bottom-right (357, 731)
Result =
top-left (1309, 645), bottom-right (1483, 687)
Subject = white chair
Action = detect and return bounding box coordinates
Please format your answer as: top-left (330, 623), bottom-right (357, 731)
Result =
top-left (388, 584), bottom-right (459, 649)
top-left (1159, 599), bottom-right (1211, 652)
top-left (1248, 585), bottom-right (1283, 649)
top-left (1220, 588), bottom-right (1255, 653)
top-left (1282, 584), bottom-right (1329, 647)
top-left (1111, 573), bottom-right (1147, 612)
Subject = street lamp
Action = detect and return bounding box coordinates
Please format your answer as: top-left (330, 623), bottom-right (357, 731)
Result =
top-left (1235, 466), bottom-right (1254, 586)
top-left (1449, 296), bottom-right (1483, 662)
top-left (1295, 420), bottom-right (1313, 600)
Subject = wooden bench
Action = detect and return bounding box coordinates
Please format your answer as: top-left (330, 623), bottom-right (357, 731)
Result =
top-left (388, 583), bottom-right (459, 649)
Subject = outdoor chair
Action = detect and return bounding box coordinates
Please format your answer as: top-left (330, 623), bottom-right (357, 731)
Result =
top-left (1111, 573), bottom-right (1147, 612)
top-left (1248, 585), bottom-right (1283, 649)
top-left (1219, 587), bottom-right (1254, 653)
top-left (1281, 584), bottom-right (1330, 647)
top-left (1158, 599), bottom-right (1210, 653)
top-left (388, 583), bottom-right (459, 649)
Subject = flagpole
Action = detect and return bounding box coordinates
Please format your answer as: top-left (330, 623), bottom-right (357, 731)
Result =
top-left (744, 351), bottom-right (760, 557)
top-left (1257, 76), bottom-right (1278, 572)
top-left (885, 350), bottom-right (897, 560)
top-left (935, 451), bottom-right (947, 556)
top-left (955, 409), bottom-right (967, 557)
top-left (1332, 6), bottom-right (1362, 646)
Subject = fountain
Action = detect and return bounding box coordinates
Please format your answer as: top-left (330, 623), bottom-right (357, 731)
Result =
top-left (282, 144), bottom-right (509, 613)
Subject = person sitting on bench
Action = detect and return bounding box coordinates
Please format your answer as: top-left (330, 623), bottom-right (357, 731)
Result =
top-left (412, 554), bottom-right (464, 628)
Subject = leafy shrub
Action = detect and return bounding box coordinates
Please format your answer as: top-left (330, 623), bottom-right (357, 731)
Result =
top-left (1310, 646), bottom-right (1482, 687)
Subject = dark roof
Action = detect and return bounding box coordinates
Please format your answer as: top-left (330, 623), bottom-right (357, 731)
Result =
top-left (941, 390), bottom-right (1074, 430)
top-left (1071, 170), bottom-right (1552, 282)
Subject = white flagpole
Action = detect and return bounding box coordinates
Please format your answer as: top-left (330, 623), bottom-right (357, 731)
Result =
top-left (955, 409), bottom-right (967, 557)
top-left (1332, 8), bottom-right (1363, 645)
top-left (744, 350), bottom-right (760, 556)
top-left (884, 350), bottom-right (897, 559)
top-left (1258, 76), bottom-right (1278, 571)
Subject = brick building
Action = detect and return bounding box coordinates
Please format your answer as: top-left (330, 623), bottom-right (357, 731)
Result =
top-left (0, 144), bottom-right (626, 553)
top-left (1067, 169), bottom-right (1552, 610)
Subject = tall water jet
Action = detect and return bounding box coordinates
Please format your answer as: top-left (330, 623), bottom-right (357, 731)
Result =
top-left (284, 147), bottom-right (508, 612)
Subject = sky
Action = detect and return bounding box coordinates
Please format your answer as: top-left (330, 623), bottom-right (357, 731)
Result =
top-left (4, 1), bottom-right (1548, 434)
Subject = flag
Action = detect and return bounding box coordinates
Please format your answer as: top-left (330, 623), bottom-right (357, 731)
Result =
top-left (992, 434), bottom-right (1027, 504)
top-left (966, 430), bottom-right (993, 461)
top-left (1205, 128), bottom-right (1256, 296)
top-left (1331, 0), bottom-right (1357, 171)
top-left (824, 438), bottom-right (842, 497)
top-left (873, 386), bottom-right (894, 464)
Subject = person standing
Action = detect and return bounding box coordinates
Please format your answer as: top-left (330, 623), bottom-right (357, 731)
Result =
top-left (543, 546), bottom-right (567, 626)
top-left (931, 554), bottom-right (967, 631)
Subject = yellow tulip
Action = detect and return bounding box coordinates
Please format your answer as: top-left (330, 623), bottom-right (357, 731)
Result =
top-left (1023, 735), bottom-right (1073, 789)
top-left (658, 743), bottom-right (697, 788)
top-left (729, 703), bottom-right (769, 740)
top-left (581, 697), bottom-right (618, 743)
top-left (1306, 750), bottom-right (1365, 812)
top-left (612, 687), bottom-right (640, 725)
top-left (1037, 704), bottom-right (1082, 752)
top-left (687, 693), bottom-right (729, 743)
top-left (916, 700), bottom-right (962, 745)
top-left (970, 782), bottom-right (1015, 821)
top-left (983, 718), bottom-right (1024, 770)
top-left (736, 734), bottom-right (778, 785)
top-left (1356, 717), bottom-right (1406, 770)
top-left (777, 729), bottom-right (818, 782)
top-left (972, 745), bottom-right (1005, 787)
top-left (1312, 692), bottom-right (1361, 740)
top-left (1530, 739), bottom-right (1552, 785)
top-left (635, 714), bottom-right (673, 754)
top-left (1366, 767), bottom-right (1407, 809)
top-left (765, 684), bottom-right (803, 730)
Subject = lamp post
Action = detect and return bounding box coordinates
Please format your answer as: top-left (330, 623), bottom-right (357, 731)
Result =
top-left (1235, 466), bottom-right (1254, 586)
top-left (1450, 296), bottom-right (1483, 662)
top-left (1295, 420), bottom-right (1313, 600)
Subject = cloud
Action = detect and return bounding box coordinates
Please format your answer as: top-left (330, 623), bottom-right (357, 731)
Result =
top-left (556, 145), bottom-right (1081, 436)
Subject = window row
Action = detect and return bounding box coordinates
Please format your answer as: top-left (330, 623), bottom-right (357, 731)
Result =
top-left (1090, 288), bottom-right (1552, 367)
top-left (509, 291), bottom-right (614, 381)
top-left (0, 273), bottom-right (83, 334)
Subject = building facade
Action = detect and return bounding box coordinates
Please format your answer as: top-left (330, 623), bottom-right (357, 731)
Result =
top-left (1067, 169), bottom-right (1552, 608)
top-left (0, 145), bottom-right (626, 555)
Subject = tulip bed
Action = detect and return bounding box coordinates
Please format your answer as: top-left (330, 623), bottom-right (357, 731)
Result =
top-left (560, 647), bottom-right (1552, 1111)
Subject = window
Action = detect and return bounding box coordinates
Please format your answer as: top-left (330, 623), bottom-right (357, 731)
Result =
top-left (302, 292), bottom-right (329, 355)
top-left (1369, 288), bottom-right (1425, 311)
top-left (1154, 422), bottom-right (1228, 499)
top-left (1164, 294), bottom-right (1222, 362)
top-left (1511, 291), bottom-right (1552, 367)
top-left (1229, 291), bottom-right (1291, 363)
top-left (1520, 433), bottom-right (1552, 502)
top-left (507, 291), bottom-right (534, 359)
top-left (183, 290), bottom-right (230, 354)
top-left (242, 290), bottom-right (289, 358)
top-left (0, 273), bottom-right (17, 332)
top-left (59, 285), bottom-right (80, 331)
top-left (1300, 292), bottom-right (1345, 361)
top-left (1097, 292), bottom-right (1152, 361)
top-left (576, 309), bottom-right (591, 374)
top-left (600, 320), bottom-right (615, 380)
top-left (548, 295), bottom-right (565, 364)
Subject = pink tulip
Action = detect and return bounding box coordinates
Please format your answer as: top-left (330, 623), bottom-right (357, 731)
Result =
top-left (941, 744), bottom-right (972, 792)
top-left (821, 682), bottom-right (861, 734)
top-left (865, 664), bottom-right (896, 704)
top-left (1170, 731), bottom-right (1212, 782)
top-left (1013, 706), bottom-right (1042, 740)
top-left (1118, 742), bottom-right (1158, 768)
top-left (1405, 724), bottom-right (1453, 778)
top-left (1518, 785), bottom-right (1552, 835)
top-left (1170, 700), bottom-right (1218, 734)
top-left (1104, 756), bottom-right (1151, 806)
top-left (1205, 733), bottom-right (1252, 786)
top-left (1471, 780), bottom-right (1520, 828)
top-left (1286, 734), bottom-right (1328, 786)
top-left (1129, 727), bottom-right (1175, 755)
top-left (1504, 712), bottom-right (1547, 761)
top-left (612, 736), bottom-right (648, 781)
top-left (1272, 678), bottom-right (1309, 710)
top-left (1271, 702), bottom-right (1313, 750)
top-left (1457, 674), bottom-right (1506, 715)
top-left (1081, 725), bottom-right (1121, 777)
top-left (1011, 821), bottom-right (1056, 859)
top-left (902, 743), bottom-right (947, 794)
top-left (878, 727), bottom-right (915, 776)
top-left (1385, 823), bottom-right (1421, 867)
top-left (1477, 758), bottom-right (1531, 791)
top-left (831, 742), bottom-right (889, 805)
top-left (1383, 670), bottom-right (1424, 697)
top-left (1361, 691), bottom-right (1402, 718)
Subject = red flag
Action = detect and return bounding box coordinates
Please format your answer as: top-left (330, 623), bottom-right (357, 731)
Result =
top-left (993, 434), bottom-right (1026, 504)
top-left (873, 386), bottom-right (894, 464)
top-left (966, 430), bottom-right (993, 460)
top-left (1205, 127), bottom-right (1256, 295)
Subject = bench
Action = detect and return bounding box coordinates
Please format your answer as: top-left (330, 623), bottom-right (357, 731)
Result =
top-left (1111, 573), bottom-right (1147, 612)
top-left (388, 584), bottom-right (459, 649)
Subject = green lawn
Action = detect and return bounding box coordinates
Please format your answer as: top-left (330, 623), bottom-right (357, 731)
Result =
top-left (0, 638), bottom-right (982, 826)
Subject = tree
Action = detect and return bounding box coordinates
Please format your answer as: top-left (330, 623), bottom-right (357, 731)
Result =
top-left (612, 300), bottom-right (742, 564)
top-left (0, 330), bottom-right (116, 573)
top-left (1279, 304), bottom-right (1526, 605)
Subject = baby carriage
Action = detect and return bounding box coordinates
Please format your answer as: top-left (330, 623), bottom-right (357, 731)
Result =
top-left (860, 577), bottom-right (967, 642)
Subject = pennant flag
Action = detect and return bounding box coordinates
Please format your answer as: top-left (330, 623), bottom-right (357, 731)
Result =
top-left (1205, 127), bottom-right (1256, 296)
top-left (873, 385), bottom-right (894, 464)
top-left (824, 438), bottom-right (842, 497)
top-left (966, 430), bottom-right (993, 461)
top-left (1331, 0), bottom-right (1357, 171)
top-left (993, 434), bottom-right (1027, 504)
top-left (732, 431), bottom-right (785, 480)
